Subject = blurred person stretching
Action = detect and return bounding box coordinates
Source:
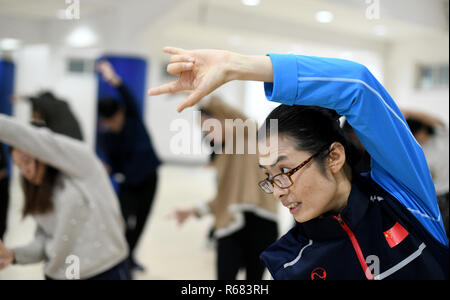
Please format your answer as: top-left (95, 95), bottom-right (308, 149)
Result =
top-left (14, 91), bottom-right (84, 141)
top-left (0, 114), bottom-right (129, 280)
top-left (0, 144), bottom-right (9, 240)
top-left (96, 60), bottom-right (161, 272)
top-left (404, 109), bottom-right (449, 239)
top-left (171, 97), bottom-right (279, 280)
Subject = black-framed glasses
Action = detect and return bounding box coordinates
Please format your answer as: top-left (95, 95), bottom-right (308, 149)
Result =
top-left (258, 144), bottom-right (332, 194)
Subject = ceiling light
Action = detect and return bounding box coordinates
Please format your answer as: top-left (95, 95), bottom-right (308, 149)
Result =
top-left (66, 26), bottom-right (97, 48)
top-left (242, 0), bottom-right (260, 6)
top-left (315, 11), bottom-right (334, 23)
top-left (372, 25), bottom-right (387, 36)
top-left (0, 38), bottom-right (22, 51)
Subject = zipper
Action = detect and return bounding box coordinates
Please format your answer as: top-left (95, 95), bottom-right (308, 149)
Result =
top-left (334, 213), bottom-right (374, 280)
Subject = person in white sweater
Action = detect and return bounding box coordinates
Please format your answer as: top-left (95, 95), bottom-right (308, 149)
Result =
top-left (0, 114), bottom-right (129, 280)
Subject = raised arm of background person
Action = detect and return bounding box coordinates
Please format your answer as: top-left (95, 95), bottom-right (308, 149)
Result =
top-left (0, 114), bottom-right (98, 179)
top-left (97, 60), bottom-right (140, 118)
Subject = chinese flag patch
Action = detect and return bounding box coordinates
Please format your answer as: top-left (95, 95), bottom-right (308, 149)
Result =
top-left (384, 222), bottom-right (409, 248)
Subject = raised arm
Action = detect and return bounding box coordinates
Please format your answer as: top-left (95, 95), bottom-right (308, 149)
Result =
top-left (96, 60), bottom-right (140, 117)
top-left (0, 114), bottom-right (97, 179)
top-left (147, 47), bottom-right (273, 112)
top-left (148, 47), bottom-right (447, 245)
top-left (264, 54), bottom-right (446, 245)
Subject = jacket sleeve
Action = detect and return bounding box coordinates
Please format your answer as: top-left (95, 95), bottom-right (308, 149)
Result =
top-left (264, 54), bottom-right (448, 245)
top-left (116, 83), bottom-right (141, 118)
top-left (0, 114), bottom-right (98, 179)
top-left (13, 226), bottom-right (47, 265)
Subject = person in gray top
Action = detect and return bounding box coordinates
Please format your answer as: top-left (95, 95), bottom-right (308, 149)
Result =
top-left (0, 114), bottom-right (129, 280)
top-left (13, 91), bottom-right (84, 141)
top-left (29, 91), bottom-right (84, 141)
top-left (0, 143), bottom-right (9, 241)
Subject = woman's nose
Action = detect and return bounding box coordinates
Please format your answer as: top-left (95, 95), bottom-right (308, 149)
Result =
top-left (272, 184), bottom-right (289, 199)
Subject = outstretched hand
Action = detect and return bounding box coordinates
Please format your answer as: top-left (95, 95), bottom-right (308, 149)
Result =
top-left (0, 240), bottom-right (14, 270)
top-left (147, 47), bottom-right (234, 113)
top-left (167, 208), bottom-right (197, 226)
top-left (96, 60), bottom-right (122, 87)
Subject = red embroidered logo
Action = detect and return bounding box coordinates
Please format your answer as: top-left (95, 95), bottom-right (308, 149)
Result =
top-left (384, 222), bottom-right (409, 248)
top-left (311, 267), bottom-right (327, 280)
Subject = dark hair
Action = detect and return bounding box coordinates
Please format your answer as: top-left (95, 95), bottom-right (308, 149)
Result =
top-left (406, 118), bottom-right (435, 136)
top-left (21, 167), bottom-right (59, 217)
top-left (98, 98), bottom-right (121, 119)
top-left (38, 91), bottom-right (56, 100)
top-left (261, 105), bottom-right (362, 174)
top-left (11, 121), bottom-right (60, 216)
top-left (199, 107), bottom-right (213, 117)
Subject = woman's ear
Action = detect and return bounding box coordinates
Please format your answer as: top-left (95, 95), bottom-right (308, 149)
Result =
top-left (328, 142), bottom-right (346, 174)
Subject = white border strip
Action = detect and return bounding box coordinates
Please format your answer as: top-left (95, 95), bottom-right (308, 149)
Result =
top-left (407, 208), bottom-right (441, 223)
top-left (374, 243), bottom-right (427, 280)
top-left (283, 239), bottom-right (313, 269)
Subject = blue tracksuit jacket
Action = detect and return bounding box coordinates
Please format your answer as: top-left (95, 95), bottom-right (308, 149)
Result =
top-left (260, 54), bottom-right (449, 280)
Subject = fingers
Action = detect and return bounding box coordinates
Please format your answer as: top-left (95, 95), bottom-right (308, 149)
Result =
top-left (147, 81), bottom-right (181, 96)
top-left (165, 210), bottom-right (176, 220)
top-left (95, 60), bottom-right (108, 71)
top-left (10, 94), bottom-right (21, 103)
top-left (170, 55), bottom-right (195, 64)
top-left (177, 90), bottom-right (205, 113)
top-left (167, 62), bottom-right (194, 76)
top-left (163, 46), bottom-right (188, 55)
top-left (0, 259), bottom-right (10, 270)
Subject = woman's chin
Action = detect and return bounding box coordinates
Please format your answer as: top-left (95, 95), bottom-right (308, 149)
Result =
top-left (293, 213), bottom-right (312, 223)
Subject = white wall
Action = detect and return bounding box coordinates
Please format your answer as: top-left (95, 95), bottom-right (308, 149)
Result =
top-left (385, 36), bottom-right (449, 125)
top-left (13, 44), bottom-right (100, 146)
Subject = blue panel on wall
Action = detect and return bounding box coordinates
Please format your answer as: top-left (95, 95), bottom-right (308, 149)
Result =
top-left (0, 59), bottom-right (14, 116)
top-left (96, 55), bottom-right (148, 116)
top-left (96, 55), bottom-right (148, 194)
top-left (0, 59), bottom-right (15, 177)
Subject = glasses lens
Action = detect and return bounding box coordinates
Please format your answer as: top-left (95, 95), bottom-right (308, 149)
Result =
top-left (259, 180), bottom-right (273, 194)
top-left (274, 174), bottom-right (292, 188)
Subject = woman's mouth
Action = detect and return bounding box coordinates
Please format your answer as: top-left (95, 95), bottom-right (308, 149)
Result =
top-left (287, 202), bottom-right (301, 214)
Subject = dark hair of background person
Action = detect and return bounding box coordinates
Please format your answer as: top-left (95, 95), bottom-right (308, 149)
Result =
top-left (406, 118), bottom-right (436, 136)
top-left (28, 91), bottom-right (84, 141)
top-left (98, 98), bottom-right (121, 119)
top-left (261, 105), bottom-right (362, 175)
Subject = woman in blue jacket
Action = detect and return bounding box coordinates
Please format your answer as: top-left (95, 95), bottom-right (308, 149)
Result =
top-left (148, 47), bottom-right (449, 280)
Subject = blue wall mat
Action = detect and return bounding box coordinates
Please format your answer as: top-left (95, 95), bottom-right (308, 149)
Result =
top-left (0, 59), bottom-right (14, 116)
top-left (0, 59), bottom-right (15, 177)
top-left (96, 55), bottom-right (148, 194)
top-left (96, 55), bottom-right (148, 117)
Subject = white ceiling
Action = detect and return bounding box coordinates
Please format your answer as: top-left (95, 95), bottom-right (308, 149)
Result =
top-left (0, 0), bottom-right (448, 55)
